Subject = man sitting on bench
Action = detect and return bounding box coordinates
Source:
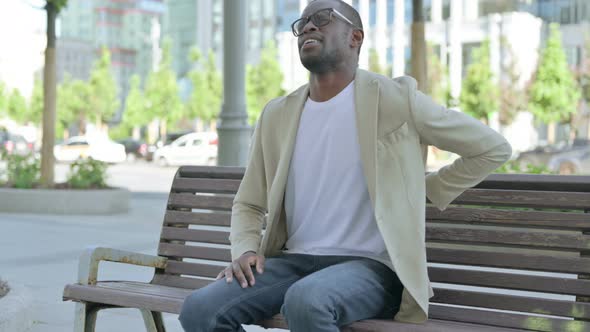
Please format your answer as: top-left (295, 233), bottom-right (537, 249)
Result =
top-left (179, 0), bottom-right (512, 331)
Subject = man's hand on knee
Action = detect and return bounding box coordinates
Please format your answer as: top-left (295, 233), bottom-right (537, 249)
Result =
top-left (216, 251), bottom-right (265, 288)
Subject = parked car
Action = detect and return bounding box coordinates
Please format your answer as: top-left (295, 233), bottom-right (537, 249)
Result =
top-left (516, 140), bottom-right (590, 174)
top-left (116, 138), bottom-right (148, 161)
top-left (54, 136), bottom-right (126, 164)
top-left (153, 132), bottom-right (217, 167)
top-left (0, 129), bottom-right (34, 156)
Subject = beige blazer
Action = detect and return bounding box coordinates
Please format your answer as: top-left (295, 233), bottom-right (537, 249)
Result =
top-left (229, 69), bottom-right (512, 323)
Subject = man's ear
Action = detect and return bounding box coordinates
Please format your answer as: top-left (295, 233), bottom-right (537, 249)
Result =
top-left (351, 29), bottom-right (364, 50)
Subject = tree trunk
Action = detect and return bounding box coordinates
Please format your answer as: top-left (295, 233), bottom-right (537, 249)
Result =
top-left (411, 0), bottom-right (427, 92)
top-left (40, 2), bottom-right (58, 187)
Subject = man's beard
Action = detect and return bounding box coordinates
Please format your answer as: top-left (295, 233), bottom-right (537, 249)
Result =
top-left (300, 49), bottom-right (342, 74)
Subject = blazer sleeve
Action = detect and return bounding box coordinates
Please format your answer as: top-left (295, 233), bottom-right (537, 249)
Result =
top-left (229, 106), bottom-right (268, 260)
top-left (404, 77), bottom-right (512, 211)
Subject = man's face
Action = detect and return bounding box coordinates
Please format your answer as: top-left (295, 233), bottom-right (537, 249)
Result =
top-left (297, 1), bottom-right (352, 73)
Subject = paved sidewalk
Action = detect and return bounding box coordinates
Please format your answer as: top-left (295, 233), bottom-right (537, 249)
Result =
top-left (0, 194), bottom-right (284, 332)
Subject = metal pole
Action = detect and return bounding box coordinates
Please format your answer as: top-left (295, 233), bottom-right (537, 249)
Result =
top-left (217, 0), bottom-right (250, 166)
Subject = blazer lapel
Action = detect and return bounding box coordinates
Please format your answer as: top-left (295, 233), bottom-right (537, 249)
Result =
top-left (354, 69), bottom-right (379, 207)
top-left (268, 85), bottom-right (309, 224)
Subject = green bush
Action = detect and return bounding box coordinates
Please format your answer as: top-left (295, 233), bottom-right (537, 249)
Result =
top-left (1, 152), bottom-right (40, 188)
top-left (495, 160), bottom-right (555, 174)
top-left (67, 158), bottom-right (109, 189)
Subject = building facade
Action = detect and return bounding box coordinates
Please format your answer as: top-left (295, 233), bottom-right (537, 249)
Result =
top-left (58, 0), bottom-right (166, 120)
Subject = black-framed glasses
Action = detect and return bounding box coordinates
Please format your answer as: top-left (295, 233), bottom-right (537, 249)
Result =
top-left (291, 8), bottom-right (362, 37)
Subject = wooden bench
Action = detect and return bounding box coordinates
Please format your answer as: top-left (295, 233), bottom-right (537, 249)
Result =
top-left (63, 166), bottom-right (590, 332)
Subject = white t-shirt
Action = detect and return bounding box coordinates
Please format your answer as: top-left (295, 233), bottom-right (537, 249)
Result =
top-left (283, 81), bottom-right (393, 271)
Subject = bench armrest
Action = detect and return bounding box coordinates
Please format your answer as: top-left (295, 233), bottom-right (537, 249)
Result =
top-left (77, 246), bottom-right (168, 285)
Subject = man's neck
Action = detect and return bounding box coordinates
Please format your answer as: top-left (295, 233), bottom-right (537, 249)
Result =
top-left (308, 67), bottom-right (356, 102)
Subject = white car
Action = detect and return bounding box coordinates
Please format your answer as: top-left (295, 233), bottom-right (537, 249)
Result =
top-left (153, 132), bottom-right (218, 167)
top-left (54, 136), bottom-right (127, 164)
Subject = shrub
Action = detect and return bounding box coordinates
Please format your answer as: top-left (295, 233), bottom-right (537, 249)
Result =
top-left (67, 158), bottom-right (109, 189)
top-left (0, 278), bottom-right (9, 298)
top-left (1, 152), bottom-right (40, 188)
top-left (495, 161), bottom-right (555, 175)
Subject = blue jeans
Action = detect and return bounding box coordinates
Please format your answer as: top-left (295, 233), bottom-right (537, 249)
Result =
top-left (178, 253), bottom-right (403, 332)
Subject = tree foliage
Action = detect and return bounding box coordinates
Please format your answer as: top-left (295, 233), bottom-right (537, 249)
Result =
top-left (426, 44), bottom-right (451, 106)
top-left (122, 75), bottom-right (149, 127)
top-left (186, 48), bottom-right (222, 123)
top-left (246, 42), bottom-right (285, 124)
top-left (460, 40), bottom-right (498, 123)
top-left (144, 39), bottom-right (183, 128)
top-left (88, 48), bottom-right (119, 125)
top-left (498, 39), bottom-right (527, 126)
top-left (57, 76), bottom-right (91, 134)
top-left (6, 89), bottom-right (28, 123)
top-left (528, 24), bottom-right (580, 124)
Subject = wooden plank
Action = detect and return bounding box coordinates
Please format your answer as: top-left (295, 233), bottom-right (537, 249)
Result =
top-left (426, 247), bottom-right (590, 274)
top-left (171, 177), bottom-right (241, 194)
top-left (151, 274), bottom-right (213, 290)
top-left (63, 283), bottom-right (184, 314)
top-left (476, 173), bottom-right (590, 193)
top-left (165, 261), bottom-right (223, 278)
top-left (164, 210), bottom-right (231, 227)
top-left (450, 189), bottom-right (590, 210)
top-left (177, 166), bottom-right (245, 180)
top-left (158, 243), bottom-right (231, 262)
top-left (429, 267), bottom-right (590, 297)
top-left (160, 227), bottom-right (231, 245)
top-left (167, 193), bottom-right (234, 211)
top-left (430, 304), bottom-right (589, 332)
top-left (260, 314), bottom-right (528, 332)
top-left (426, 206), bottom-right (590, 231)
top-left (426, 225), bottom-right (590, 250)
top-left (431, 288), bottom-right (590, 319)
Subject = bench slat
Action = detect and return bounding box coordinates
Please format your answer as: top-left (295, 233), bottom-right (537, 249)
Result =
top-left (429, 267), bottom-right (590, 297)
top-left (167, 193), bottom-right (234, 211)
top-left (158, 243), bottom-right (231, 262)
top-left (171, 177), bottom-right (241, 194)
top-left (161, 227), bottom-right (231, 245)
top-left (427, 247), bottom-right (590, 274)
top-left (151, 274), bottom-right (213, 290)
top-left (178, 166), bottom-right (245, 180)
top-left (165, 261), bottom-right (222, 278)
top-left (432, 288), bottom-right (590, 319)
top-left (451, 189), bottom-right (590, 210)
top-left (164, 210), bottom-right (231, 227)
top-left (476, 173), bottom-right (590, 193)
top-left (427, 225), bottom-right (590, 250)
top-left (427, 206), bottom-right (590, 231)
top-left (429, 304), bottom-right (589, 332)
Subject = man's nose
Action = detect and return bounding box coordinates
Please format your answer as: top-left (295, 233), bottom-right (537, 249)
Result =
top-left (302, 19), bottom-right (318, 34)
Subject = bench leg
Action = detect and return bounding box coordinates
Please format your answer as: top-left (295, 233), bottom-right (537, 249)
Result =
top-left (140, 309), bottom-right (166, 332)
top-left (74, 302), bottom-right (100, 332)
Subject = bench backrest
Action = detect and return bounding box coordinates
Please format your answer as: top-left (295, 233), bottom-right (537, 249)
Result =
top-left (153, 166), bottom-right (590, 332)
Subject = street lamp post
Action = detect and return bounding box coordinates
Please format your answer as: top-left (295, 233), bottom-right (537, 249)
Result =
top-left (217, 0), bottom-right (251, 166)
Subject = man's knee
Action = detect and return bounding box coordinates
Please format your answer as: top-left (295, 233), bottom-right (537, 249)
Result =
top-left (281, 282), bottom-right (330, 321)
top-left (179, 290), bottom-right (214, 331)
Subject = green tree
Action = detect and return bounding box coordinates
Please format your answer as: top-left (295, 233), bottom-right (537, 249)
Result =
top-left (186, 48), bottom-right (222, 125)
top-left (426, 44), bottom-right (451, 106)
top-left (0, 82), bottom-right (7, 116)
top-left (57, 76), bottom-right (91, 135)
top-left (246, 42), bottom-right (285, 124)
top-left (41, 0), bottom-right (68, 186)
top-left (528, 24), bottom-right (580, 125)
top-left (460, 40), bottom-right (498, 124)
top-left (121, 75), bottom-right (149, 129)
top-left (144, 39), bottom-right (183, 140)
top-left (369, 48), bottom-right (384, 75)
top-left (6, 89), bottom-right (28, 124)
top-left (89, 48), bottom-right (119, 127)
top-left (499, 39), bottom-right (527, 126)
top-left (29, 79), bottom-right (44, 126)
